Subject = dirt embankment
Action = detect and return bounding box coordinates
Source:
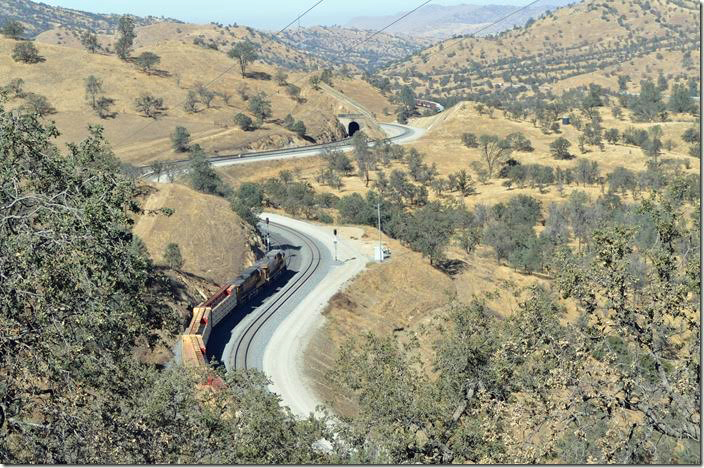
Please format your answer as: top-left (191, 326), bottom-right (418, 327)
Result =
top-left (133, 182), bottom-right (262, 285)
top-left (0, 25), bottom-right (382, 167)
top-left (132, 182), bottom-right (263, 365)
top-left (303, 225), bottom-right (552, 417)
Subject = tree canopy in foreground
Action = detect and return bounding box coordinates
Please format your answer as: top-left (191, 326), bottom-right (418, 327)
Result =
top-left (0, 97), bottom-right (335, 464)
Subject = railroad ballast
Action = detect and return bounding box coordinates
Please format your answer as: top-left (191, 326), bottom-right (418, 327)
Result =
top-left (181, 249), bottom-right (287, 368)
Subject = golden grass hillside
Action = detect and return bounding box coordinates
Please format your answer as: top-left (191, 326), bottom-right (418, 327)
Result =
top-left (133, 182), bottom-right (261, 285)
top-left (2, 25), bottom-right (392, 166)
top-left (332, 76), bottom-right (400, 123)
top-left (0, 0), bottom-right (172, 37)
top-left (382, 0), bottom-right (699, 97)
top-left (278, 25), bottom-right (432, 72)
top-left (36, 21), bottom-right (330, 71)
top-left (220, 98), bottom-right (698, 214)
top-left (406, 101), bottom-right (700, 208)
top-left (304, 223), bottom-right (555, 416)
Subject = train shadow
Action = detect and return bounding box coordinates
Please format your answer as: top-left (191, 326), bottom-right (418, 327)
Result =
top-left (272, 243), bottom-right (302, 252)
top-left (205, 267), bottom-right (298, 364)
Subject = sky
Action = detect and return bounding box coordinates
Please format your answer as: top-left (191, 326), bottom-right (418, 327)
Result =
top-left (39, 0), bottom-right (533, 30)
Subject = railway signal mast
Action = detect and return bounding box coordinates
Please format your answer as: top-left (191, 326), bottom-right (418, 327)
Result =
top-left (265, 217), bottom-right (270, 252)
top-left (333, 228), bottom-right (338, 262)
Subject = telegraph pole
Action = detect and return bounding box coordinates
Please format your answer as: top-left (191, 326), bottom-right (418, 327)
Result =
top-left (377, 202), bottom-right (382, 251)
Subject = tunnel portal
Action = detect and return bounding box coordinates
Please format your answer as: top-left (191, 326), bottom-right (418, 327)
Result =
top-left (348, 121), bottom-right (360, 137)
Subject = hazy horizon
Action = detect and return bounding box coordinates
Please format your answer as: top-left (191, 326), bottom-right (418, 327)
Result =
top-left (38, 0), bottom-right (539, 30)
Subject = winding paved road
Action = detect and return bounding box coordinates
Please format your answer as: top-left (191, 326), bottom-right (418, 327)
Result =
top-left (211, 122), bottom-right (424, 168)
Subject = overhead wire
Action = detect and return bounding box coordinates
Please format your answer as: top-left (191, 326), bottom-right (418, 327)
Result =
top-left (114, 0), bottom-right (327, 148)
top-left (275, 0), bottom-right (436, 114)
top-left (279, 0), bottom-right (549, 110)
top-left (120, 0), bottom-right (549, 156)
top-left (346, 0), bottom-right (433, 50)
top-left (120, 0), bottom-right (437, 153)
top-left (400, 0), bottom-right (547, 70)
top-left (277, 0), bottom-right (326, 34)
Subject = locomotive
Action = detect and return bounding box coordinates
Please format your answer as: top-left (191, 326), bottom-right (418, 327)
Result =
top-left (181, 249), bottom-right (286, 367)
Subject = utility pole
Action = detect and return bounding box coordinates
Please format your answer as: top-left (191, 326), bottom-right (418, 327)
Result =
top-left (377, 202), bottom-right (382, 251)
top-left (375, 202), bottom-right (384, 262)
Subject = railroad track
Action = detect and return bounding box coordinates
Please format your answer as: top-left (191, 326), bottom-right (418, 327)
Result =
top-left (140, 123), bottom-right (415, 181)
top-left (232, 221), bottom-right (322, 370)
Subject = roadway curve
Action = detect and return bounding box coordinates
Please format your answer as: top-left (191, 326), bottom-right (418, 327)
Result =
top-left (160, 114), bottom-right (424, 414)
top-left (211, 122), bottom-right (424, 169)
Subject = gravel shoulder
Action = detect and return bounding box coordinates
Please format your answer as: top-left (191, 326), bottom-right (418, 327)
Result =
top-left (260, 213), bottom-right (370, 418)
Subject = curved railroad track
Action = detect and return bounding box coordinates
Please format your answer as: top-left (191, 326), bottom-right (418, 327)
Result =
top-left (231, 221), bottom-right (322, 370)
top-left (141, 123), bottom-right (422, 181)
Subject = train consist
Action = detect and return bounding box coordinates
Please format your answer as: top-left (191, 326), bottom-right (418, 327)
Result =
top-left (181, 249), bottom-right (287, 368)
top-left (415, 99), bottom-right (445, 113)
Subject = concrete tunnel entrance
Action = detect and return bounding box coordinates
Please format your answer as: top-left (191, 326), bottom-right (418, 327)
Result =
top-left (348, 121), bottom-right (360, 137)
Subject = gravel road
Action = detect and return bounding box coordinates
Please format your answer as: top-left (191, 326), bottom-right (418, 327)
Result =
top-left (260, 214), bottom-right (369, 418)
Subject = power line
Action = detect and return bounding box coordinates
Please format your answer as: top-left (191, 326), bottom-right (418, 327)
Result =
top-left (278, 0), bottom-right (325, 34)
top-left (122, 0), bottom-right (539, 158)
top-left (280, 0), bottom-right (547, 112)
top-left (284, 0), bottom-right (548, 132)
top-left (114, 0), bottom-right (326, 148)
top-left (465, 0), bottom-right (544, 39)
top-left (276, 0), bottom-right (435, 105)
top-left (347, 0), bottom-right (432, 51)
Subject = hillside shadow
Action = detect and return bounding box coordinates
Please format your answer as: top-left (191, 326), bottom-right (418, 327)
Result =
top-left (436, 258), bottom-right (469, 277)
top-left (246, 71), bottom-right (272, 80)
top-left (154, 267), bottom-right (214, 299)
top-left (270, 244), bottom-right (302, 254)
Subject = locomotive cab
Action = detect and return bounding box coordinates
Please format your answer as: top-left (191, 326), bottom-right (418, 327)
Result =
top-left (261, 250), bottom-right (286, 281)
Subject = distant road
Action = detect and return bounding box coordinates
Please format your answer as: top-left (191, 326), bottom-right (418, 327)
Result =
top-left (210, 122), bottom-right (424, 168)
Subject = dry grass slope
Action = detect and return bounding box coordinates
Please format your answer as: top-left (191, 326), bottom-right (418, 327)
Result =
top-left (1, 23), bottom-right (396, 166)
top-left (381, 0), bottom-right (699, 98)
top-left (133, 182), bottom-right (261, 285)
top-left (304, 226), bottom-right (556, 416)
top-left (0, 0), bottom-right (176, 37)
top-left (278, 26), bottom-right (432, 72)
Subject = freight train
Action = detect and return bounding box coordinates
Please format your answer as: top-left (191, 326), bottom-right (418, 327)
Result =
top-left (415, 99), bottom-right (445, 113)
top-left (181, 249), bottom-right (286, 367)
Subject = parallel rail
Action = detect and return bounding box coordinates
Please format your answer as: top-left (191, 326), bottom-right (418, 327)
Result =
top-left (139, 123), bottom-right (414, 180)
top-left (231, 221), bottom-right (322, 370)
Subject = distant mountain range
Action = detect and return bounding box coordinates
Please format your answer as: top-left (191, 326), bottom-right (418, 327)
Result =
top-left (346, 1), bottom-right (576, 40)
top-left (278, 25), bottom-right (434, 73)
